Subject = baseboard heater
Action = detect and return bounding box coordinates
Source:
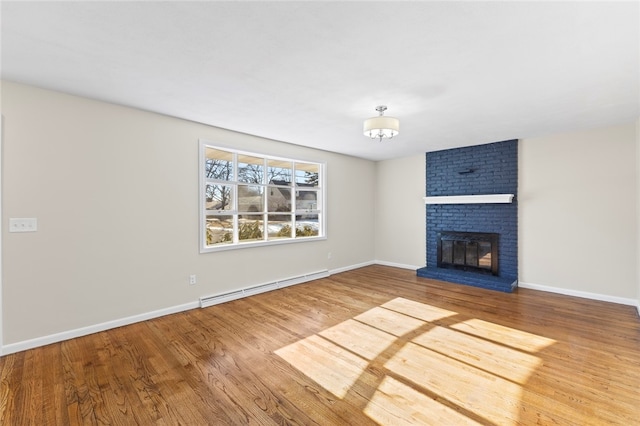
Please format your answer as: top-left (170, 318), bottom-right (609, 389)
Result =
top-left (199, 269), bottom-right (329, 308)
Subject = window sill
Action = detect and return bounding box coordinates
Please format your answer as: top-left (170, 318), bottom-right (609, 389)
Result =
top-left (201, 235), bottom-right (327, 253)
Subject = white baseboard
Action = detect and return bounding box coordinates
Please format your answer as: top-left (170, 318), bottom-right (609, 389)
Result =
top-left (375, 260), bottom-right (422, 270)
top-left (1, 264), bottom-right (363, 356)
top-left (329, 260), bottom-right (375, 275)
top-left (199, 270), bottom-right (329, 308)
top-left (518, 281), bottom-right (637, 307)
top-left (328, 260), bottom-right (421, 275)
top-left (1, 301), bottom-right (199, 356)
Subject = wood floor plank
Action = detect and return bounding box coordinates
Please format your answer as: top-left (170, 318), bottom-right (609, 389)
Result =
top-left (1, 265), bottom-right (639, 425)
top-left (0, 352), bottom-right (22, 425)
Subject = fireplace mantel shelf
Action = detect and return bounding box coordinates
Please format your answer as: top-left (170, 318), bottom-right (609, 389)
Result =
top-left (423, 194), bottom-right (514, 204)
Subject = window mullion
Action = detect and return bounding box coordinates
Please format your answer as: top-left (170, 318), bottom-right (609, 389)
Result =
top-left (291, 163), bottom-right (297, 238)
top-left (232, 152), bottom-right (239, 243)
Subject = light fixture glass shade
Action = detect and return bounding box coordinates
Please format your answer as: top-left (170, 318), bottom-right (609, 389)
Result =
top-left (363, 116), bottom-right (400, 139)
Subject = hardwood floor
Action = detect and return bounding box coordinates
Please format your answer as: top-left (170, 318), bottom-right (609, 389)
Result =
top-left (1, 265), bottom-right (639, 425)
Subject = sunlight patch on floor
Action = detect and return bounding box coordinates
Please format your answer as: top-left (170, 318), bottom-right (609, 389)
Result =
top-left (275, 297), bottom-right (557, 425)
top-left (364, 376), bottom-right (483, 426)
top-left (412, 325), bottom-right (543, 384)
top-left (450, 318), bottom-right (556, 352)
top-left (354, 306), bottom-right (425, 337)
top-left (386, 342), bottom-right (523, 425)
top-left (381, 297), bottom-right (458, 322)
top-left (319, 319), bottom-right (397, 361)
top-left (274, 334), bottom-right (368, 398)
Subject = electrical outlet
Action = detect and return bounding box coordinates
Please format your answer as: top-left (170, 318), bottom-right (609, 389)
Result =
top-left (189, 275), bottom-right (197, 285)
top-left (327, 252), bottom-right (332, 259)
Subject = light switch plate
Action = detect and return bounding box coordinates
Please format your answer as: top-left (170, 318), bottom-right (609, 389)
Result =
top-left (9, 218), bottom-right (38, 233)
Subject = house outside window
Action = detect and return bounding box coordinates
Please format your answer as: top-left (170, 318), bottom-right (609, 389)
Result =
top-left (200, 140), bottom-right (325, 252)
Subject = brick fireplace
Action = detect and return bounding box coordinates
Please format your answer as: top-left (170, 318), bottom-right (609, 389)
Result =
top-left (416, 140), bottom-right (518, 292)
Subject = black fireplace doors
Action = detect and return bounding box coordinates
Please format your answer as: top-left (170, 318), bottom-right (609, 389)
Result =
top-left (437, 231), bottom-right (498, 275)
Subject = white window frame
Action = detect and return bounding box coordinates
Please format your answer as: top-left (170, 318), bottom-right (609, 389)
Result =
top-left (199, 139), bottom-right (327, 253)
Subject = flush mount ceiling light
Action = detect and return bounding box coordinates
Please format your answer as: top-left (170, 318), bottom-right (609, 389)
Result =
top-left (363, 105), bottom-right (399, 142)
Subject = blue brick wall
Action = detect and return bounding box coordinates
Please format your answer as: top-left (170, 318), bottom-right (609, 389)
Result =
top-left (426, 140), bottom-right (518, 196)
top-left (419, 140), bottom-right (518, 291)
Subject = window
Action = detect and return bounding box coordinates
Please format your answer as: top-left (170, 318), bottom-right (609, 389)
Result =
top-left (200, 140), bottom-right (325, 252)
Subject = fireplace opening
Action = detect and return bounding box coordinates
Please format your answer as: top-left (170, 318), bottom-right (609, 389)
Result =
top-left (437, 231), bottom-right (498, 275)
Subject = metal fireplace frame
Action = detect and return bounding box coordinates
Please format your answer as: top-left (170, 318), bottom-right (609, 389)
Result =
top-left (436, 231), bottom-right (499, 276)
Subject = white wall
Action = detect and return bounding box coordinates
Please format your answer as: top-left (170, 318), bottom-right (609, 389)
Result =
top-left (1, 81), bottom-right (376, 347)
top-left (519, 122), bottom-right (638, 300)
top-left (637, 118), bottom-right (640, 313)
top-left (374, 154), bottom-right (425, 269)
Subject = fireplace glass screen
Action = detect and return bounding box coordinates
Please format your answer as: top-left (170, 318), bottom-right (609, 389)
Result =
top-left (437, 231), bottom-right (498, 275)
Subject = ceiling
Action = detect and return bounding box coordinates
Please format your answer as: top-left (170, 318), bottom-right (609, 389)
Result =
top-left (1, 1), bottom-right (638, 161)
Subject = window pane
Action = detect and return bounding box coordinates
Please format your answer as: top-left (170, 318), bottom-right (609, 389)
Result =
top-left (238, 185), bottom-right (264, 212)
top-left (268, 215), bottom-right (293, 240)
top-left (238, 215), bottom-right (264, 242)
top-left (206, 184), bottom-right (233, 211)
top-left (295, 214), bottom-right (319, 237)
top-left (205, 147), bottom-right (233, 181)
top-left (238, 154), bottom-right (264, 183)
top-left (268, 159), bottom-right (292, 185)
top-left (200, 141), bottom-right (324, 252)
top-left (206, 215), bottom-right (233, 245)
top-left (268, 186), bottom-right (292, 213)
top-left (296, 190), bottom-right (318, 211)
top-left (295, 162), bottom-right (319, 187)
